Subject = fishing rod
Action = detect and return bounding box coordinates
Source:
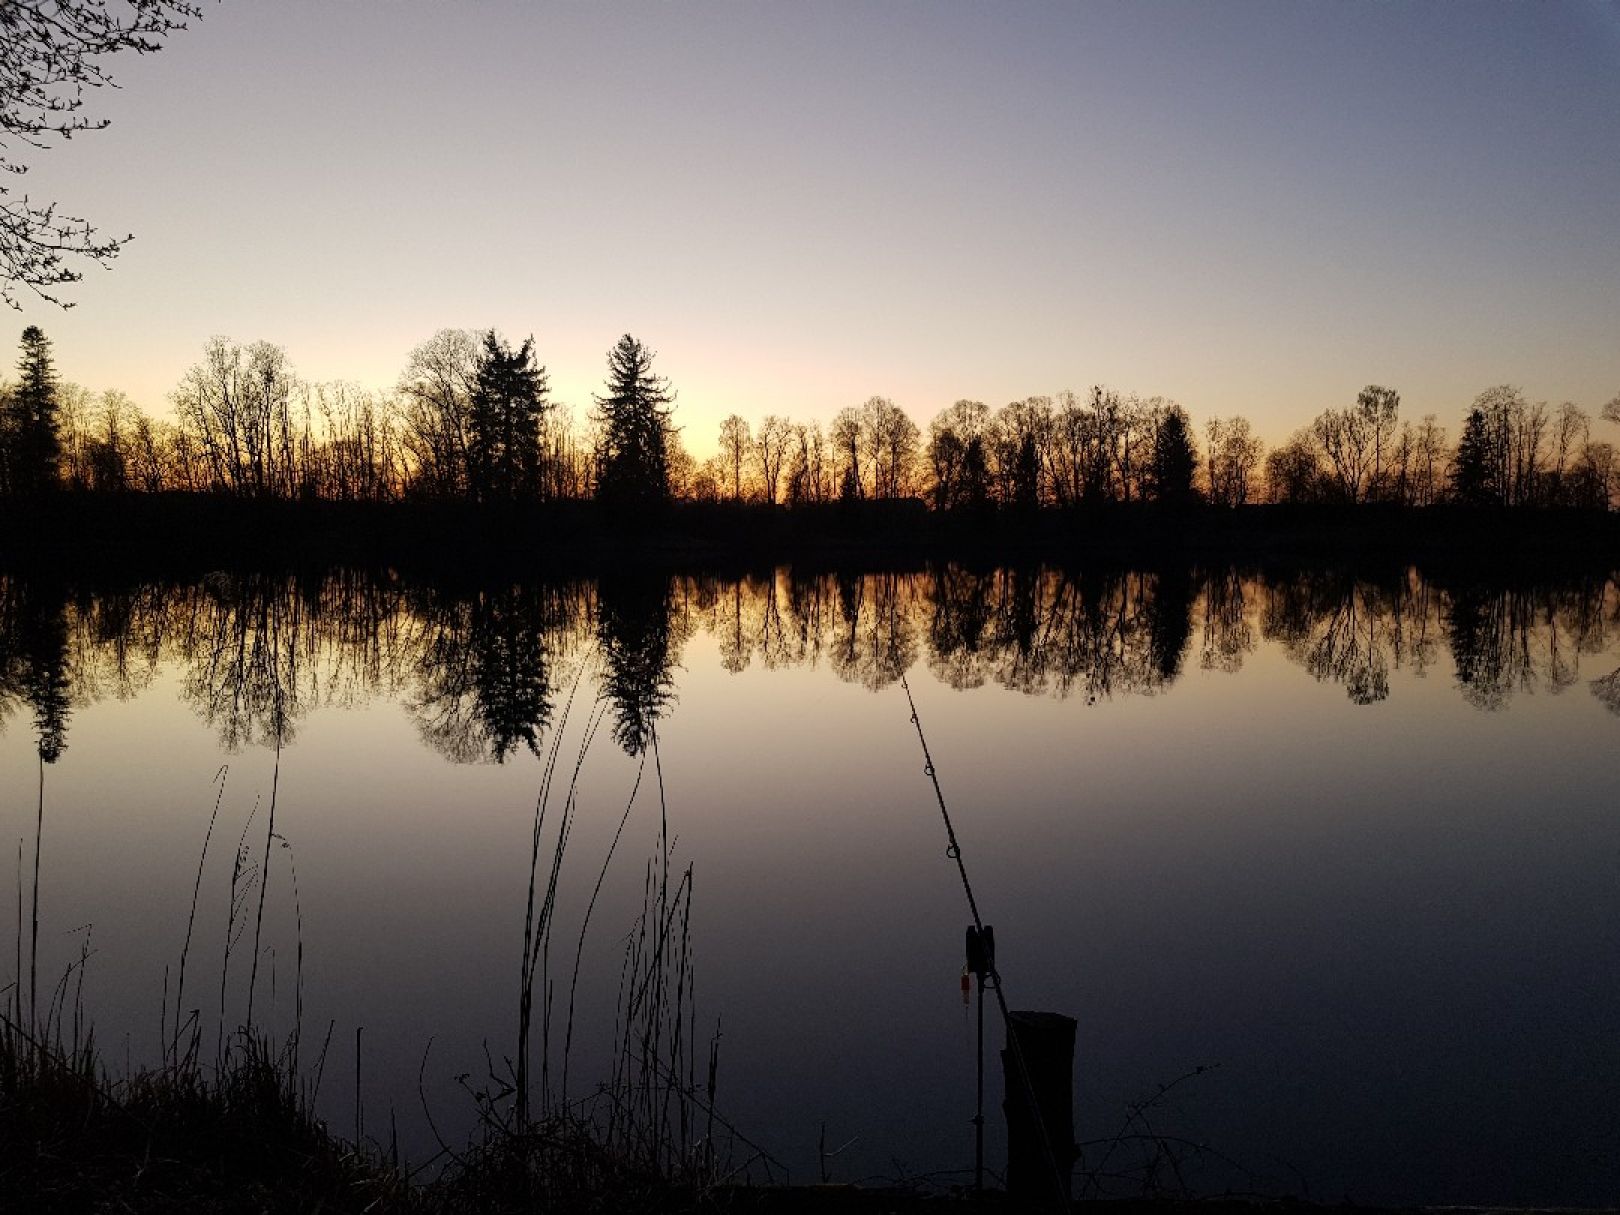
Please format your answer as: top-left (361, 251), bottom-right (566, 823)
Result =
top-left (899, 672), bottom-right (1072, 1210)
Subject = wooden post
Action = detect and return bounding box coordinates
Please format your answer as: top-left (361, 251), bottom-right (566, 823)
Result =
top-left (1002, 1009), bottom-right (1075, 1208)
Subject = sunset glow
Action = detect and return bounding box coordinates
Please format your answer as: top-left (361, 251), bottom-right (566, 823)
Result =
top-left (11, 2), bottom-right (1619, 455)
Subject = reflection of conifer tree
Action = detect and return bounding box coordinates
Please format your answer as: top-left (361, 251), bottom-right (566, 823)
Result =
top-left (406, 584), bottom-right (580, 763)
top-left (23, 624), bottom-right (70, 763)
top-left (1145, 567), bottom-right (1194, 685)
top-left (25, 608), bottom-right (71, 763)
top-left (597, 573), bottom-right (677, 755)
top-left (995, 568), bottom-right (1056, 695)
top-left (0, 577), bottom-right (73, 761)
top-left (1003, 566), bottom-right (1041, 665)
top-left (469, 588), bottom-right (553, 762)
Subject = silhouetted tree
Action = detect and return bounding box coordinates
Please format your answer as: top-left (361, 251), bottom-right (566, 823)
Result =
top-left (467, 331), bottom-right (548, 502)
top-left (1308, 385), bottom-right (1399, 504)
top-left (397, 329), bottom-right (479, 497)
top-left (171, 337), bottom-right (300, 496)
top-left (718, 413), bottom-right (750, 500)
top-left (1011, 430), bottom-right (1040, 513)
top-left (831, 406), bottom-right (863, 500)
top-left (1148, 403), bottom-right (1198, 503)
top-left (1451, 406), bottom-right (1493, 505)
top-left (1205, 415), bottom-right (1263, 507)
top-left (1456, 384), bottom-right (1548, 507)
top-left (1, 2), bottom-right (203, 306)
top-left (858, 396), bottom-right (920, 499)
top-left (594, 335), bottom-right (675, 514)
top-left (2, 326), bottom-right (62, 495)
top-left (784, 421), bottom-right (832, 506)
top-left (755, 414), bottom-right (791, 505)
top-left (991, 397), bottom-right (1053, 507)
top-left (927, 399), bottom-right (990, 511)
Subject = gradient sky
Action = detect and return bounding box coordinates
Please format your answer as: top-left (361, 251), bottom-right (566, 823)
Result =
top-left (10, 0), bottom-right (1620, 453)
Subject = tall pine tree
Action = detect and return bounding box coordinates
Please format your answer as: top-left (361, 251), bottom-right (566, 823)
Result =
top-left (1451, 405), bottom-right (1494, 505)
top-left (467, 331), bottom-right (548, 502)
top-left (4, 327), bottom-right (62, 495)
top-left (593, 335), bottom-right (675, 514)
top-left (1150, 403), bottom-right (1199, 504)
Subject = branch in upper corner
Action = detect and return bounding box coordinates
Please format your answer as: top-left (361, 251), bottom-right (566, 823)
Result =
top-left (0, 1), bottom-right (207, 308)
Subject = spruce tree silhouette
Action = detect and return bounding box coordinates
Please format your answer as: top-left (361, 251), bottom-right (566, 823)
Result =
top-left (2, 326), bottom-right (62, 496)
top-left (594, 335), bottom-right (675, 518)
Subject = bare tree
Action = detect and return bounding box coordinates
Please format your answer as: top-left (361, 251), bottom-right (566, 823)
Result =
top-left (926, 398), bottom-right (989, 510)
top-left (830, 405), bottom-right (863, 499)
top-left (858, 396), bottom-right (920, 499)
top-left (1264, 431), bottom-right (1322, 504)
top-left (1547, 402), bottom-right (1590, 506)
top-left (1309, 386), bottom-right (1397, 504)
top-left (171, 336), bottom-right (298, 496)
top-left (1, 1), bottom-right (205, 307)
top-left (1205, 415), bottom-right (1262, 507)
top-left (754, 414), bottom-right (791, 505)
top-left (397, 329), bottom-right (479, 497)
top-left (717, 413), bottom-right (750, 501)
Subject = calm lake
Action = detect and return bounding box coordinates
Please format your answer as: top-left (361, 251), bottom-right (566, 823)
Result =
top-left (2, 563), bottom-right (1617, 1205)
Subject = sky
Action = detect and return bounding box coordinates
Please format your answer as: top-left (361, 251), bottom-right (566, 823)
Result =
top-left (9, 0), bottom-right (1620, 454)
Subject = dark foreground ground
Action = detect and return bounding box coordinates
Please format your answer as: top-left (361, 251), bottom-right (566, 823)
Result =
top-left (1, 1043), bottom-right (1607, 1215)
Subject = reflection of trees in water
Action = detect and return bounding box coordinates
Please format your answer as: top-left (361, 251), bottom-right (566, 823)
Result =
top-left (0, 577), bottom-right (72, 761)
top-left (1261, 568), bottom-right (1445, 705)
top-left (404, 582), bottom-right (592, 763)
top-left (925, 566), bottom-right (1191, 702)
top-left (64, 584), bottom-right (167, 706)
top-left (1199, 567), bottom-right (1255, 674)
top-left (599, 574), bottom-right (682, 754)
top-left (828, 571), bottom-right (921, 692)
top-left (1447, 576), bottom-right (1616, 712)
top-left (177, 573), bottom-right (323, 748)
top-left (4, 567), bottom-right (1619, 758)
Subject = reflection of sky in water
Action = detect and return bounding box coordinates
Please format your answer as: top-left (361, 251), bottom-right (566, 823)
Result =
top-left (1, 567), bottom-right (1618, 1205)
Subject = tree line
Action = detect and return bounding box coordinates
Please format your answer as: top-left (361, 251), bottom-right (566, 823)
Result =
top-left (2, 324), bottom-right (1617, 512)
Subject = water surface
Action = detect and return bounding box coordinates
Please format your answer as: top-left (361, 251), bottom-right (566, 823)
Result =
top-left (1, 563), bottom-right (1616, 1204)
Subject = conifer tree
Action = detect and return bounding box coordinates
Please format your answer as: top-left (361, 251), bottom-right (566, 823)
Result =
top-left (593, 335), bottom-right (675, 513)
top-left (467, 330), bottom-right (548, 502)
top-left (1451, 406), bottom-right (1494, 505)
top-left (1149, 403), bottom-right (1198, 504)
top-left (4, 326), bottom-right (61, 494)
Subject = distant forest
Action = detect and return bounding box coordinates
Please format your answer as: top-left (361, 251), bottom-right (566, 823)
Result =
top-left (2, 325), bottom-right (1618, 516)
